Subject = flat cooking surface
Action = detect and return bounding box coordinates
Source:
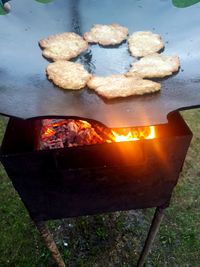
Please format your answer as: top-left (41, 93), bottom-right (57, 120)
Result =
top-left (0, 0), bottom-right (200, 127)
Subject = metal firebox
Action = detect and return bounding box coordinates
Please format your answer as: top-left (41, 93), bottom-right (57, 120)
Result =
top-left (0, 112), bottom-right (192, 221)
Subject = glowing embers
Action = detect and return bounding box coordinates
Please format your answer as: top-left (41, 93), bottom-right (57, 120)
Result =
top-left (39, 119), bottom-right (104, 150)
top-left (39, 119), bottom-right (156, 150)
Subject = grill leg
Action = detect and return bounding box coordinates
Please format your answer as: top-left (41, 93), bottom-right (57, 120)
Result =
top-left (34, 221), bottom-right (66, 267)
top-left (136, 207), bottom-right (165, 267)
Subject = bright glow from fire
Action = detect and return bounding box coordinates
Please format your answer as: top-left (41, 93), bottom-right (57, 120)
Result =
top-left (40, 119), bottom-right (157, 150)
top-left (79, 120), bottom-right (92, 127)
top-left (146, 126), bottom-right (155, 140)
top-left (111, 126), bottom-right (156, 142)
top-left (42, 127), bottom-right (56, 138)
top-left (111, 131), bottom-right (138, 142)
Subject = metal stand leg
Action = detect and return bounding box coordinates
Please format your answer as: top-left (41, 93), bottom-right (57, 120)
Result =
top-left (34, 221), bottom-right (66, 267)
top-left (137, 207), bottom-right (165, 267)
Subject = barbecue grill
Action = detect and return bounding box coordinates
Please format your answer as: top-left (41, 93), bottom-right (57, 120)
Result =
top-left (0, 0), bottom-right (200, 266)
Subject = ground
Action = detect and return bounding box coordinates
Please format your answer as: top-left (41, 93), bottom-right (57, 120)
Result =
top-left (0, 110), bottom-right (200, 267)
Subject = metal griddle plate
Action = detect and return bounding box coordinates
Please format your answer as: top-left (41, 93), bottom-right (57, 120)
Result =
top-left (0, 0), bottom-right (200, 127)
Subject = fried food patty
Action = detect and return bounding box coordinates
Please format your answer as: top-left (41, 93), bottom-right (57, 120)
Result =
top-left (127, 53), bottom-right (180, 78)
top-left (46, 61), bottom-right (92, 90)
top-left (84, 24), bottom-right (128, 46)
top-left (128, 31), bottom-right (164, 57)
top-left (87, 74), bottom-right (160, 99)
top-left (39, 32), bottom-right (88, 61)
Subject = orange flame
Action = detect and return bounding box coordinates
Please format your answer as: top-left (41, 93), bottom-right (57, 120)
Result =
top-left (41, 119), bottom-right (156, 145)
top-left (111, 126), bottom-right (156, 142)
top-left (42, 127), bottom-right (56, 138)
top-left (79, 120), bottom-right (92, 127)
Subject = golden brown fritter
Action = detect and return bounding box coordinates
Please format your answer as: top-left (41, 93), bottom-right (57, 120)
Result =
top-left (39, 32), bottom-right (88, 61)
top-left (127, 53), bottom-right (180, 78)
top-left (87, 74), bottom-right (161, 99)
top-left (84, 24), bottom-right (128, 46)
top-left (46, 61), bottom-right (92, 90)
top-left (128, 31), bottom-right (164, 57)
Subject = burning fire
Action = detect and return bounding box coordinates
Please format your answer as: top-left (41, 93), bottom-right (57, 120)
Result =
top-left (42, 120), bottom-right (92, 139)
top-left (42, 127), bottom-right (55, 138)
top-left (39, 119), bottom-right (156, 150)
top-left (111, 126), bottom-right (156, 142)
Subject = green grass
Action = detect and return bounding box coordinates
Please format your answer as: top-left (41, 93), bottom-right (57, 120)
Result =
top-left (0, 110), bottom-right (200, 266)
